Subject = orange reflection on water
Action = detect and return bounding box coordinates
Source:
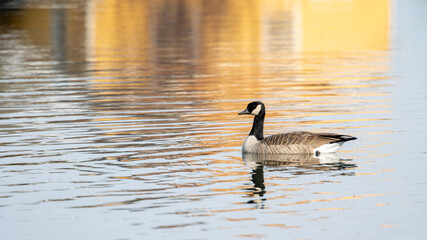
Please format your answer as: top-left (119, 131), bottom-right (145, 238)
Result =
top-left (263, 223), bottom-right (301, 229)
top-left (86, 0), bottom-right (390, 100)
top-left (295, 0), bottom-right (389, 52)
top-left (224, 217), bottom-right (257, 222)
top-left (79, 0), bottom-right (392, 194)
top-left (279, 193), bottom-right (390, 206)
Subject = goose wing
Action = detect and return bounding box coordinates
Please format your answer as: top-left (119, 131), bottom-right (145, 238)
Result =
top-left (261, 131), bottom-right (356, 149)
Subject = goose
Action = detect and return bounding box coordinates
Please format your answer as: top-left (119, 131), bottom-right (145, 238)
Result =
top-left (238, 101), bottom-right (357, 155)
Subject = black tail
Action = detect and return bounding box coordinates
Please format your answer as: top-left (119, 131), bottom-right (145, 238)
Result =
top-left (320, 133), bottom-right (357, 143)
top-left (335, 135), bottom-right (357, 143)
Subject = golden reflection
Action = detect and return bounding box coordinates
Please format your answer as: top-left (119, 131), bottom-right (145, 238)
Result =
top-left (295, 0), bottom-right (389, 52)
top-left (279, 193), bottom-right (390, 206)
top-left (88, 0), bottom-right (150, 62)
top-left (263, 223), bottom-right (300, 229)
top-left (1, 0), bottom-right (390, 118)
top-left (79, 0), bottom-right (392, 176)
top-left (224, 218), bottom-right (256, 222)
top-left (379, 224), bottom-right (396, 228)
top-left (376, 203), bottom-right (389, 206)
top-left (355, 172), bottom-right (377, 176)
top-left (86, 0), bottom-right (390, 89)
top-left (314, 192), bottom-right (337, 195)
top-left (237, 234), bottom-right (268, 238)
top-left (0, 7), bottom-right (87, 73)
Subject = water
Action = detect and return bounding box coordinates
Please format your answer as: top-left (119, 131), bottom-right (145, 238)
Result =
top-left (1, 0), bottom-right (427, 239)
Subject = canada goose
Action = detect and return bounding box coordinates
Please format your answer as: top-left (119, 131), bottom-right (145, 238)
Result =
top-left (238, 101), bottom-right (357, 155)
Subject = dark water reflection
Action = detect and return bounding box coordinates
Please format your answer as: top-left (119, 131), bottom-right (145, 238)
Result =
top-left (1, 0), bottom-right (427, 239)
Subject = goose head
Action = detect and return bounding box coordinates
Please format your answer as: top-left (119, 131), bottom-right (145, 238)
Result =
top-left (238, 101), bottom-right (265, 116)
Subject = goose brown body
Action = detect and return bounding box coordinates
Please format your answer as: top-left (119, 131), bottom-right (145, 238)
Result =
top-left (250, 131), bottom-right (355, 154)
top-left (239, 101), bottom-right (357, 154)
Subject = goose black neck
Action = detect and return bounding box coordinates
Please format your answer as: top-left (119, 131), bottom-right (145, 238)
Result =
top-left (249, 112), bottom-right (265, 140)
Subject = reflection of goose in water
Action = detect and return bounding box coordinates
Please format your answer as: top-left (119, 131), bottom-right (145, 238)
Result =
top-left (242, 153), bottom-right (356, 207)
top-left (242, 152), bottom-right (346, 169)
top-left (238, 101), bottom-right (357, 154)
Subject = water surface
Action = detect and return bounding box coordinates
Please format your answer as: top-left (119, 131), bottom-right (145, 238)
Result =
top-left (1, 0), bottom-right (427, 239)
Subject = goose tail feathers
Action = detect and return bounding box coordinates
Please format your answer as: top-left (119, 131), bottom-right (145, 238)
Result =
top-left (321, 134), bottom-right (357, 143)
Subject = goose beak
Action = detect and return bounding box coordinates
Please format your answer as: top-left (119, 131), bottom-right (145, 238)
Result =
top-left (238, 109), bottom-right (250, 115)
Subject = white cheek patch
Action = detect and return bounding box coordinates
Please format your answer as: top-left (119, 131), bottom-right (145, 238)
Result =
top-left (251, 104), bottom-right (262, 115)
